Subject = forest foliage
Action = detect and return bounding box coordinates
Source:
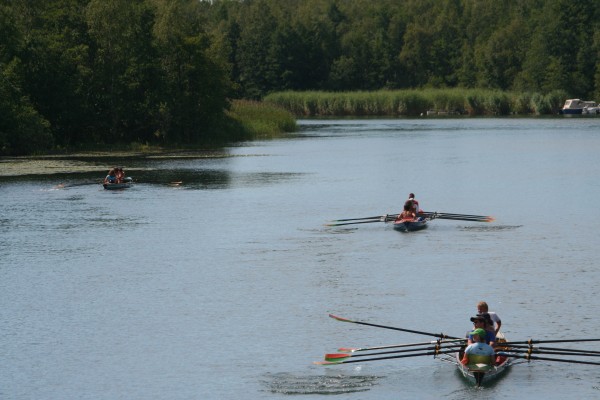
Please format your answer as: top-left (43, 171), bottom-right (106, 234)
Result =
top-left (1, 0), bottom-right (599, 155)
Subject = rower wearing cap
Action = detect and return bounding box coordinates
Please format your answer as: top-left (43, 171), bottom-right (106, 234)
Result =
top-left (467, 315), bottom-right (496, 347)
top-left (461, 328), bottom-right (495, 367)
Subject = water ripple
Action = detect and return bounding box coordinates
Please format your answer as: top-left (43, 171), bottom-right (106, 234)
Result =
top-left (261, 372), bottom-right (380, 395)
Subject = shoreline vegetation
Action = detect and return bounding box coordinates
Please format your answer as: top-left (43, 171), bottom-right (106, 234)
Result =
top-left (265, 88), bottom-right (570, 117)
top-left (1, 89), bottom-right (580, 160)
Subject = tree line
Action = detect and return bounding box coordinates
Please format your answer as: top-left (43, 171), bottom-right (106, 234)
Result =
top-left (1, 0), bottom-right (599, 155)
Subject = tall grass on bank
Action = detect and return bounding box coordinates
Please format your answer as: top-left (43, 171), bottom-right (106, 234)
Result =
top-left (264, 89), bottom-right (569, 117)
top-left (225, 99), bottom-right (297, 140)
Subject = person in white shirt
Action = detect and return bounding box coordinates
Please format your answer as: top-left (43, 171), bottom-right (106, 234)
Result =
top-left (477, 301), bottom-right (502, 335)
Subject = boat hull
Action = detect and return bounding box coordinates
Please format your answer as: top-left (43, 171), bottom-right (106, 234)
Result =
top-left (393, 219), bottom-right (428, 232)
top-left (455, 334), bottom-right (510, 386)
top-left (561, 108), bottom-right (583, 115)
top-left (103, 182), bottom-right (132, 190)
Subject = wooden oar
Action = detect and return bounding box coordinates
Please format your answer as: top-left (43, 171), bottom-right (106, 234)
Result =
top-left (328, 314), bottom-right (460, 339)
top-left (338, 338), bottom-right (465, 353)
top-left (315, 348), bottom-right (457, 365)
top-left (326, 343), bottom-right (464, 361)
top-left (497, 352), bottom-right (600, 366)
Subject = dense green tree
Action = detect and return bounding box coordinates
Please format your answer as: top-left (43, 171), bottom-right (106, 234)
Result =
top-left (86, 0), bottom-right (158, 143)
top-left (151, 0), bottom-right (230, 143)
top-left (14, 0), bottom-right (92, 147)
top-left (0, 4), bottom-right (53, 155)
top-left (1, 59), bottom-right (52, 155)
top-left (2, 0), bottom-right (600, 155)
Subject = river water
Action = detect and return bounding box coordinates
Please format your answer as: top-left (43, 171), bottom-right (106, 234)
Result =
top-left (2, 118), bottom-right (600, 399)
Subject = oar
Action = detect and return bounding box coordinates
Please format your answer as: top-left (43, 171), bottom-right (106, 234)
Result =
top-left (421, 211), bottom-right (492, 219)
top-left (325, 219), bottom-right (383, 227)
top-left (325, 215), bottom-right (397, 227)
top-left (421, 211), bottom-right (494, 222)
top-left (497, 352), bottom-right (600, 366)
top-left (503, 338), bottom-right (600, 345)
top-left (315, 349), bottom-right (457, 365)
top-left (330, 215), bottom-right (389, 222)
top-left (338, 338), bottom-right (466, 353)
top-left (425, 214), bottom-right (494, 223)
top-left (435, 215), bottom-right (492, 221)
top-left (328, 314), bottom-right (461, 339)
top-left (506, 344), bottom-right (600, 354)
top-left (325, 343), bottom-right (464, 361)
top-left (505, 348), bottom-right (600, 357)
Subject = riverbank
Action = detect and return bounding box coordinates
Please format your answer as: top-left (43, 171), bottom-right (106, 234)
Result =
top-left (264, 88), bottom-right (569, 116)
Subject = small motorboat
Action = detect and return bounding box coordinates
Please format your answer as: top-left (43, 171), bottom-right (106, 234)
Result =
top-left (561, 99), bottom-right (600, 115)
top-left (392, 218), bottom-right (428, 232)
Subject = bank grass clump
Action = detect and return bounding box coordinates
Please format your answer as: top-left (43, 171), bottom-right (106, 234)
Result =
top-left (265, 89), bottom-right (569, 117)
top-left (226, 99), bottom-right (297, 139)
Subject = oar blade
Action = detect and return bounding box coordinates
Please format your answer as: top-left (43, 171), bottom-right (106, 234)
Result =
top-left (337, 347), bottom-right (359, 353)
top-left (325, 353), bottom-right (351, 361)
top-left (313, 360), bottom-right (339, 365)
top-left (329, 313), bottom-right (353, 323)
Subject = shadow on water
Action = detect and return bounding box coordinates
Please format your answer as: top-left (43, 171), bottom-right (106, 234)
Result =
top-left (261, 372), bottom-right (381, 395)
top-left (3, 170), bottom-right (308, 191)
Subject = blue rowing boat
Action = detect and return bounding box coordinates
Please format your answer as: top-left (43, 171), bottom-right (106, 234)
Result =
top-left (103, 177), bottom-right (133, 190)
top-left (392, 218), bottom-right (428, 232)
top-left (103, 182), bottom-right (132, 190)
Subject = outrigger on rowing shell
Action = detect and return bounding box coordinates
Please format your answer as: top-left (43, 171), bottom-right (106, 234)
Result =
top-left (324, 211), bottom-right (495, 230)
top-left (314, 314), bottom-right (600, 387)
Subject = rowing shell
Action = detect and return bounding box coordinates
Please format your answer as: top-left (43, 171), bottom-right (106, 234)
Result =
top-left (454, 333), bottom-right (511, 386)
top-left (103, 182), bottom-right (132, 190)
top-left (392, 218), bottom-right (428, 232)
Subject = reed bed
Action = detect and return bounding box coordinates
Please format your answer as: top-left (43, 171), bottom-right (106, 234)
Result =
top-left (264, 89), bottom-right (569, 117)
top-left (225, 99), bottom-right (297, 139)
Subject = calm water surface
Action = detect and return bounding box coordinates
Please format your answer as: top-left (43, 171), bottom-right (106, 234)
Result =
top-left (2, 118), bottom-right (600, 399)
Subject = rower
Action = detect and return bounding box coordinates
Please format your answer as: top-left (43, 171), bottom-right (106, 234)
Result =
top-left (461, 327), bottom-right (496, 387)
top-left (468, 315), bottom-right (496, 347)
top-left (461, 328), bottom-right (495, 366)
top-left (396, 202), bottom-right (416, 222)
top-left (477, 301), bottom-right (502, 335)
top-left (408, 193), bottom-right (421, 216)
top-left (104, 169), bottom-right (117, 184)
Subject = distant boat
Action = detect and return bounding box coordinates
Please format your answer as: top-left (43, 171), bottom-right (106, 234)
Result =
top-left (561, 99), bottom-right (600, 115)
top-left (103, 176), bottom-right (133, 190)
top-left (103, 182), bottom-right (132, 190)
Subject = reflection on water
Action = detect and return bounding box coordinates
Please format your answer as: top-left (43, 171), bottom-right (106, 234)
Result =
top-left (0, 156), bottom-right (307, 191)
